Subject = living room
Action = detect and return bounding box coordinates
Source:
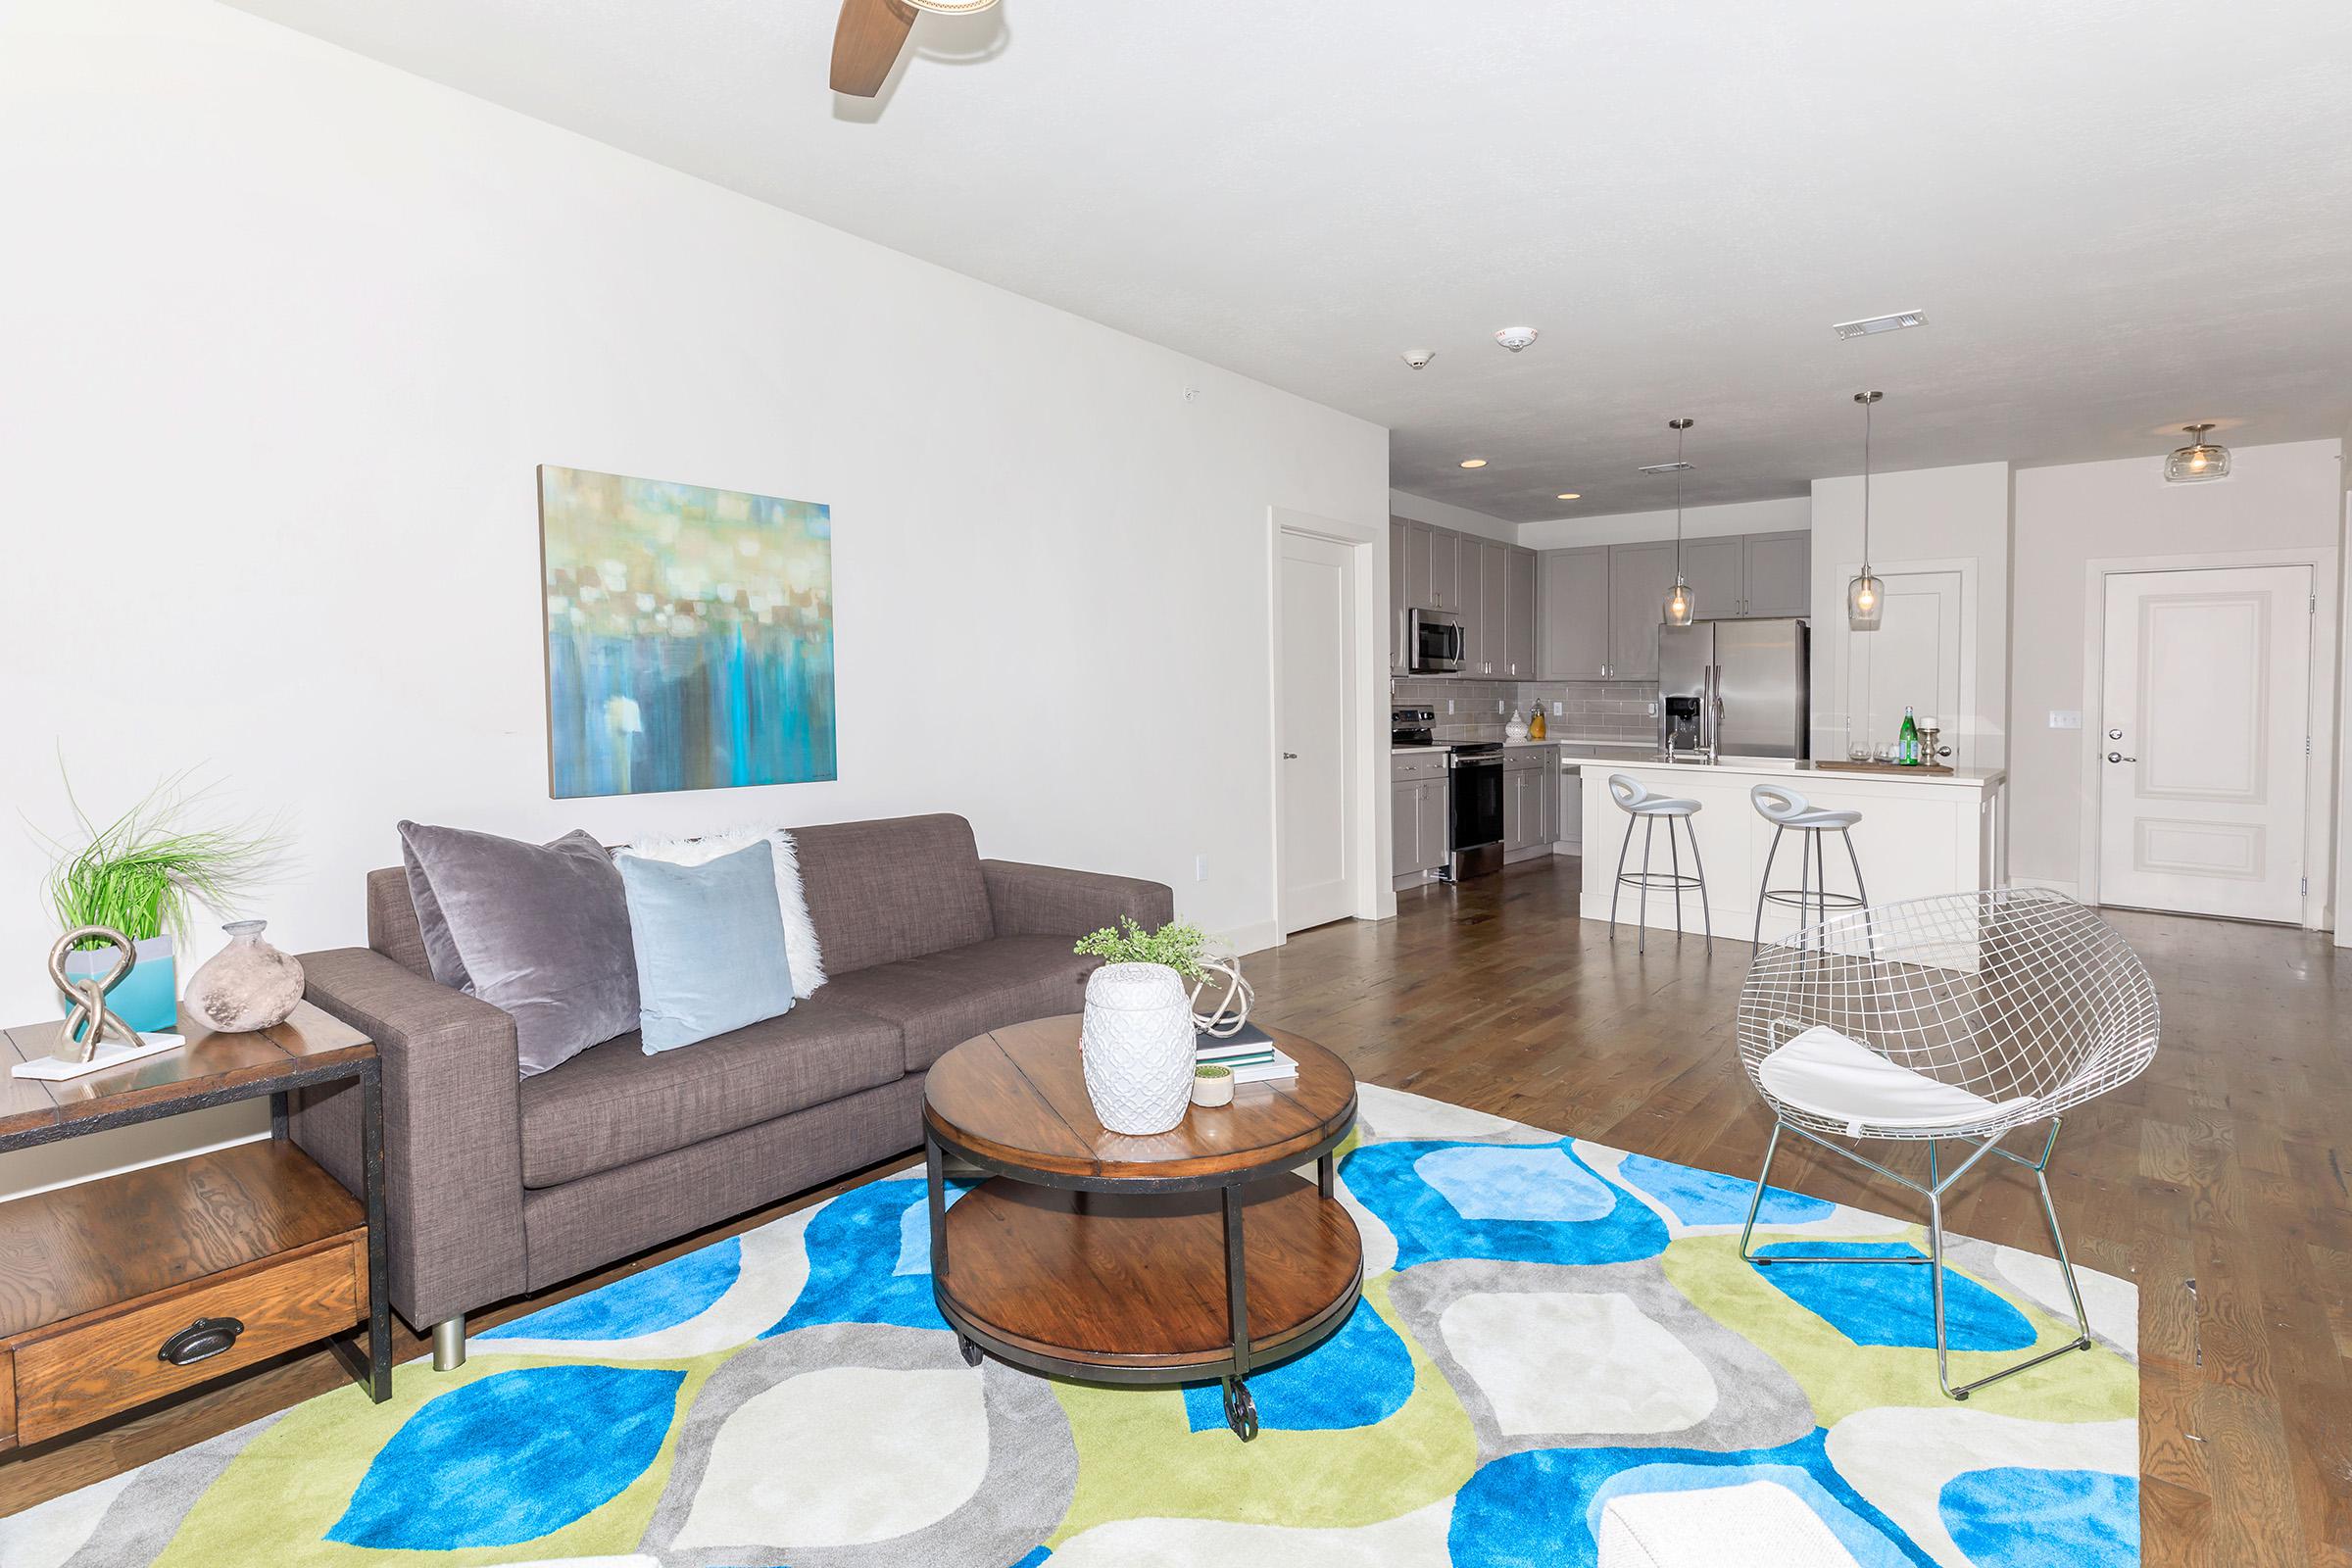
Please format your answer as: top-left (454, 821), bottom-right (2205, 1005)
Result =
top-left (2, 3), bottom-right (2346, 1565)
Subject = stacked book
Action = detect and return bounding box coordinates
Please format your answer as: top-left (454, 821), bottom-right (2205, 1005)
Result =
top-left (1196, 1021), bottom-right (1297, 1085)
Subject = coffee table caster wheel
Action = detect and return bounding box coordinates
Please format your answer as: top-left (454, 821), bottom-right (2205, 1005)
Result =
top-left (1222, 1378), bottom-right (1257, 1442)
top-left (957, 1337), bottom-right (985, 1368)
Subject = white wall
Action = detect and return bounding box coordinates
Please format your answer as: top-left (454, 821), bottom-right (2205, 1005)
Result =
top-left (1519, 496), bottom-right (1810, 552)
top-left (0, 0), bottom-right (1388, 1197)
top-left (1808, 463), bottom-right (2013, 770)
top-left (2010, 440), bottom-right (2342, 919)
top-left (1386, 490), bottom-right (1522, 544)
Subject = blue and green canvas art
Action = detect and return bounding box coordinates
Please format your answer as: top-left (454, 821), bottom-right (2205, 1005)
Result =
top-left (539, 466), bottom-right (836, 799)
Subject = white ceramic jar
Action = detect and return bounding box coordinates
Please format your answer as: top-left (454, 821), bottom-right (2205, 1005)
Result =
top-left (1079, 961), bottom-right (1197, 1135)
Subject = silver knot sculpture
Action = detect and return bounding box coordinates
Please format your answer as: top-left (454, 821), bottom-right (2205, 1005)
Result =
top-left (49, 925), bottom-right (146, 1063)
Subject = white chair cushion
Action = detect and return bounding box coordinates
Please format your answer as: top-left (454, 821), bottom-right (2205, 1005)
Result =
top-left (1599, 1481), bottom-right (1861, 1567)
top-left (1755, 1025), bottom-right (2035, 1136)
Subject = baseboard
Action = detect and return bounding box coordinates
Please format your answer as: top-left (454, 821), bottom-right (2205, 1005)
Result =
top-left (1223, 918), bottom-right (1284, 957)
top-left (2011, 876), bottom-right (2081, 901)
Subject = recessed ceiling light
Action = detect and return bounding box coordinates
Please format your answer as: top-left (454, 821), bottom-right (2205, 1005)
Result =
top-left (1459, 458), bottom-right (1489, 468)
top-left (1833, 309), bottom-right (1928, 340)
top-left (1555, 492), bottom-right (1581, 501)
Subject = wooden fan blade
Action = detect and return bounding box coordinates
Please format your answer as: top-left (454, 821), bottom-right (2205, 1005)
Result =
top-left (831, 0), bottom-right (918, 96)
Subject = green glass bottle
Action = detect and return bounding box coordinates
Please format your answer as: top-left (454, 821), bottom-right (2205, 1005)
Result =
top-left (1898, 707), bottom-right (1920, 766)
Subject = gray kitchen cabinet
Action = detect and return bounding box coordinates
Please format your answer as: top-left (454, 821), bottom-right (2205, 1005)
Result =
top-left (1390, 780), bottom-right (1419, 875)
top-left (1474, 540), bottom-right (1506, 674)
top-left (1391, 752), bottom-right (1451, 881)
top-left (1428, 527), bottom-right (1459, 612)
top-left (1501, 750), bottom-right (1553, 859)
top-left (1397, 519), bottom-right (1435, 610)
top-left (1556, 758), bottom-right (1582, 849)
top-left (1741, 530), bottom-right (1810, 617)
top-left (1681, 537), bottom-right (1744, 621)
top-left (1540, 547), bottom-right (1611, 679)
top-left (1388, 519), bottom-right (1408, 673)
top-left (1606, 541), bottom-right (1678, 682)
top-left (1504, 547), bottom-right (1538, 677)
top-left (1417, 775), bottom-right (1448, 871)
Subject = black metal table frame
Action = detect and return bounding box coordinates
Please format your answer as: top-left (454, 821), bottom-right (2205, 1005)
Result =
top-left (0, 1053), bottom-right (392, 1404)
top-left (922, 1101), bottom-right (1358, 1442)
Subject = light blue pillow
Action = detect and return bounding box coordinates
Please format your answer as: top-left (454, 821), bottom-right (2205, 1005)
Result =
top-left (615, 840), bottom-right (796, 1054)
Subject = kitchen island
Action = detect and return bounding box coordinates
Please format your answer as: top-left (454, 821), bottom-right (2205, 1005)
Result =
top-left (1579, 756), bottom-right (2008, 945)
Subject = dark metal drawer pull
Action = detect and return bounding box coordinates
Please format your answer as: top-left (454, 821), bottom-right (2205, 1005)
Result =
top-left (159, 1316), bottom-right (245, 1367)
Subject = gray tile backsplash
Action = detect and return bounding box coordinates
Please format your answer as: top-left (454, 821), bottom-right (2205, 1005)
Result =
top-left (1393, 676), bottom-right (1656, 743)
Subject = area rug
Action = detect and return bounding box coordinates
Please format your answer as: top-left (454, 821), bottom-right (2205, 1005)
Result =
top-left (1, 1084), bottom-right (2138, 1566)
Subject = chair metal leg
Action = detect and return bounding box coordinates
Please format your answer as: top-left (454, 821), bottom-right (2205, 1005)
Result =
top-left (1638, 815), bottom-right (1655, 954)
top-left (1610, 812), bottom-right (1636, 934)
top-left (1668, 812), bottom-right (1685, 938)
top-left (1683, 816), bottom-right (1712, 955)
top-left (1737, 1121), bottom-right (1787, 1262)
top-left (1753, 825), bottom-right (1783, 950)
top-left (432, 1314), bottom-right (467, 1372)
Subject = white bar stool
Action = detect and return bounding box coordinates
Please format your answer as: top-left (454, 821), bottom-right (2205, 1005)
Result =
top-left (1749, 784), bottom-right (1867, 949)
top-left (1606, 774), bottom-right (1710, 955)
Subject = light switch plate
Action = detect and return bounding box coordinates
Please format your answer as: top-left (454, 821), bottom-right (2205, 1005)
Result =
top-left (1552, 702), bottom-right (1563, 716)
top-left (2048, 710), bottom-right (2083, 729)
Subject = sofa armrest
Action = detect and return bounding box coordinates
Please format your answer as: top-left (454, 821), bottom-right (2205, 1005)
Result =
top-left (292, 947), bottom-right (528, 1330)
top-left (982, 858), bottom-right (1176, 941)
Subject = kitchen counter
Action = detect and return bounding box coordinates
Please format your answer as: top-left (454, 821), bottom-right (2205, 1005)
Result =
top-left (1390, 744), bottom-right (1447, 756)
top-left (1584, 755), bottom-right (2007, 944)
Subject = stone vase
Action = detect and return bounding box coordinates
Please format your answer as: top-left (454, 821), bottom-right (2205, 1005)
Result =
top-left (1079, 961), bottom-right (1196, 1135)
top-left (185, 920), bottom-right (305, 1033)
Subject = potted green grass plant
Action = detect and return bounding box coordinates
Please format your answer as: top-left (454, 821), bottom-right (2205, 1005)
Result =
top-left (1072, 917), bottom-right (1228, 1134)
top-left (38, 769), bottom-right (281, 1036)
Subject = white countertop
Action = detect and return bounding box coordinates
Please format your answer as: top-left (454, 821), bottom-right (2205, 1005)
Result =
top-left (1390, 744), bottom-right (1447, 756)
top-left (1601, 754), bottom-right (2007, 789)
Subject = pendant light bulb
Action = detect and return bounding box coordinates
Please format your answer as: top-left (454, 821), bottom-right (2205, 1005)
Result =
top-left (1848, 391), bottom-right (1885, 632)
top-left (1661, 416), bottom-right (1696, 627)
top-left (2165, 422), bottom-right (2231, 483)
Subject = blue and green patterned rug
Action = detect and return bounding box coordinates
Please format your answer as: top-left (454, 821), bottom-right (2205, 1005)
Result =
top-left (2, 1084), bottom-right (2137, 1566)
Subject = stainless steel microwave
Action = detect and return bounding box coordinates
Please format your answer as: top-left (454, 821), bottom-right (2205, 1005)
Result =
top-left (1408, 608), bottom-right (1465, 674)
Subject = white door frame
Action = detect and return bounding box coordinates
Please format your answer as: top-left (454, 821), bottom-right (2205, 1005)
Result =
top-left (1266, 507), bottom-right (1388, 950)
top-left (2077, 545), bottom-right (2340, 931)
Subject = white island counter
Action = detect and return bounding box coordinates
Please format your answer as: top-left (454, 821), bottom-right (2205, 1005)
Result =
top-left (1578, 756), bottom-right (2007, 944)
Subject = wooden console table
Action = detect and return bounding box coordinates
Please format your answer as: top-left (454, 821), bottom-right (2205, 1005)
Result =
top-left (0, 1001), bottom-right (388, 1454)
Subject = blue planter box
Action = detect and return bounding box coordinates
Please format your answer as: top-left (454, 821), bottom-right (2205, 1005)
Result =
top-left (59, 935), bottom-right (178, 1037)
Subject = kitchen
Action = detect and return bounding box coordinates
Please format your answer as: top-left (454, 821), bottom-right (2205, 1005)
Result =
top-left (1389, 512), bottom-right (2008, 942)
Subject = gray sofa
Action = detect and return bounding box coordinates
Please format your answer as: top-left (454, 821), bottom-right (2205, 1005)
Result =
top-left (291, 813), bottom-right (1172, 1364)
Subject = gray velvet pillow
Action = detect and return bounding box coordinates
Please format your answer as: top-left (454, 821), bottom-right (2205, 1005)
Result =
top-left (397, 821), bottom-right (639, 1077)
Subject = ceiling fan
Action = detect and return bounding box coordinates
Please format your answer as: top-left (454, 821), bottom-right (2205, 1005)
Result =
top-left (831, 0), bottom-right (1000, 97)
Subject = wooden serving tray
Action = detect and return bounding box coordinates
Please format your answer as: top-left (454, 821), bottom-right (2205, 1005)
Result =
top-left (1815, 760), bottom-right (1954, 776)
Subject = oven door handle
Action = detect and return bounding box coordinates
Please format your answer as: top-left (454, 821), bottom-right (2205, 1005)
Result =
top-left (1450, 757), bottom-right (1504, 769)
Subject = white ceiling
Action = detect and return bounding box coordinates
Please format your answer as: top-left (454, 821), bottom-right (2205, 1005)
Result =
top-left (223, 0), bottom-right (2352, 522)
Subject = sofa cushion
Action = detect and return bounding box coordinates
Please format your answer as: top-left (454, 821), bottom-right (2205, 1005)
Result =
top-left (790, 814), bottom-right (994, 977)
top-left (817, 936), bottom-right (1099, 1073)
top-left (518, 989), bottom-right (904, 1189)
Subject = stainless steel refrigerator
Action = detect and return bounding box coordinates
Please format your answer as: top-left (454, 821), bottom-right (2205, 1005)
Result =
top-left (1656, 618), bottom-right (1811, 759)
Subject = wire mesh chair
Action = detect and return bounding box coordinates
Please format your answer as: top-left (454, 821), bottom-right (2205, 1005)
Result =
top-left (1734, 886), bottom-right (2160, 1398)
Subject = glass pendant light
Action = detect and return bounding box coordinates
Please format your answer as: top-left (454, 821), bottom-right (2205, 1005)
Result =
top-left (1660, 417), bottom-right (1696, 626)
top-left (1847, 391), bottom-right (1885, 632)
top-left (2164, 422), bottom-right (2231, 483)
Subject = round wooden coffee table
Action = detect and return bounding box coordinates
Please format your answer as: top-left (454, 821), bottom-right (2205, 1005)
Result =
top-left (921, 1013), bottom-right (1361, 1440)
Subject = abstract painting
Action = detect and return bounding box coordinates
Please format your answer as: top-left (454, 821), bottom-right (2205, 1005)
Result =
top-left (539, 466), bottom-right (836, 799)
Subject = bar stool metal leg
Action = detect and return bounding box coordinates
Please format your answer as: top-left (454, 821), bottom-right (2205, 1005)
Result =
top-left (1752, 825), bottom-right (1784, 950)
top-left (1610, 812), bottom-right (1636, 933)
top-left (1682, 817), bottom-right (1713, 955)
top-left (1668, 814), bottom-right (1685, 938)
top-left (1841, 828), bottom-right (1869, 908)
top-left (1638, 815), bottom-right (1655, 954)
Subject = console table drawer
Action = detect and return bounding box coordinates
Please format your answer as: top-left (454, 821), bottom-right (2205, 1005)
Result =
top-left (5, 1237), bottom-right (364, 1447)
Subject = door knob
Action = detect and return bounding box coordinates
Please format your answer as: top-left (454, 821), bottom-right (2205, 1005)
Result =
top-left (2106, 752), bottom-right (2136, 763)
top-left (1282, 752), bottom-right (1298, 760)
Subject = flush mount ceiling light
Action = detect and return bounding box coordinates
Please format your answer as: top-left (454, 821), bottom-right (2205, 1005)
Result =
top-left (1659, 418), bottom-right (1697, 627)
top-left (1833, 310), bottom-right (1928, 340)
top-left (1636, 460), bottom-right (1693, 476)
top-left (1458, 458), bottom-right (1489, 468)
top-left (2164, 422), bottom-right (2232, 483)
top-left (1555, 492), bottom-right (1582, 501)
top-left (1848, 391), bottom-right (1885, 632)
top-left (1494, 326), bottom-right (1540, 353)
top-left (906, 0), bottom-right (1000, 11)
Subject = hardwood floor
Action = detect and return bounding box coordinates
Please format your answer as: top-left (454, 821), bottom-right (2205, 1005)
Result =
top-left (4, 856), bottom-right (2346, 1565)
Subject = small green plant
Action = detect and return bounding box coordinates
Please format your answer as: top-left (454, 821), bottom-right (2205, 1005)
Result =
top-left (35, 766), bottom-right (284, 951)
top-left (1195, 1062), bottom-right (1232, 1079)
top-left (1074, 916), bottom-right (1212, 981)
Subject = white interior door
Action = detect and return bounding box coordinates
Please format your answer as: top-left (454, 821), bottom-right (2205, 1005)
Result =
top-left (2097, 564), bottom-right (2312, 921)
top-left (1278, 531), bottom-right (1356, 933)
top-left (1842, 568), bottom-right (1965, 763)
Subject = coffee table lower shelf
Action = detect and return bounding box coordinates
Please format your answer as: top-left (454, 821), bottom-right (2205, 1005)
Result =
top-left (931, 1173), bottom-right (1363, 1439)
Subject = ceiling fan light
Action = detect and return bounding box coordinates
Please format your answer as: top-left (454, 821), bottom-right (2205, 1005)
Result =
top-left (2164, 423), bottom-right (2231, 483)
top-left (905, 0), bottom-right (1001, 12)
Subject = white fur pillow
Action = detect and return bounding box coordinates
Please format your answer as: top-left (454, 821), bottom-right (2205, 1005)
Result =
top-left (619, 828), bottom-right (827, 1000)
